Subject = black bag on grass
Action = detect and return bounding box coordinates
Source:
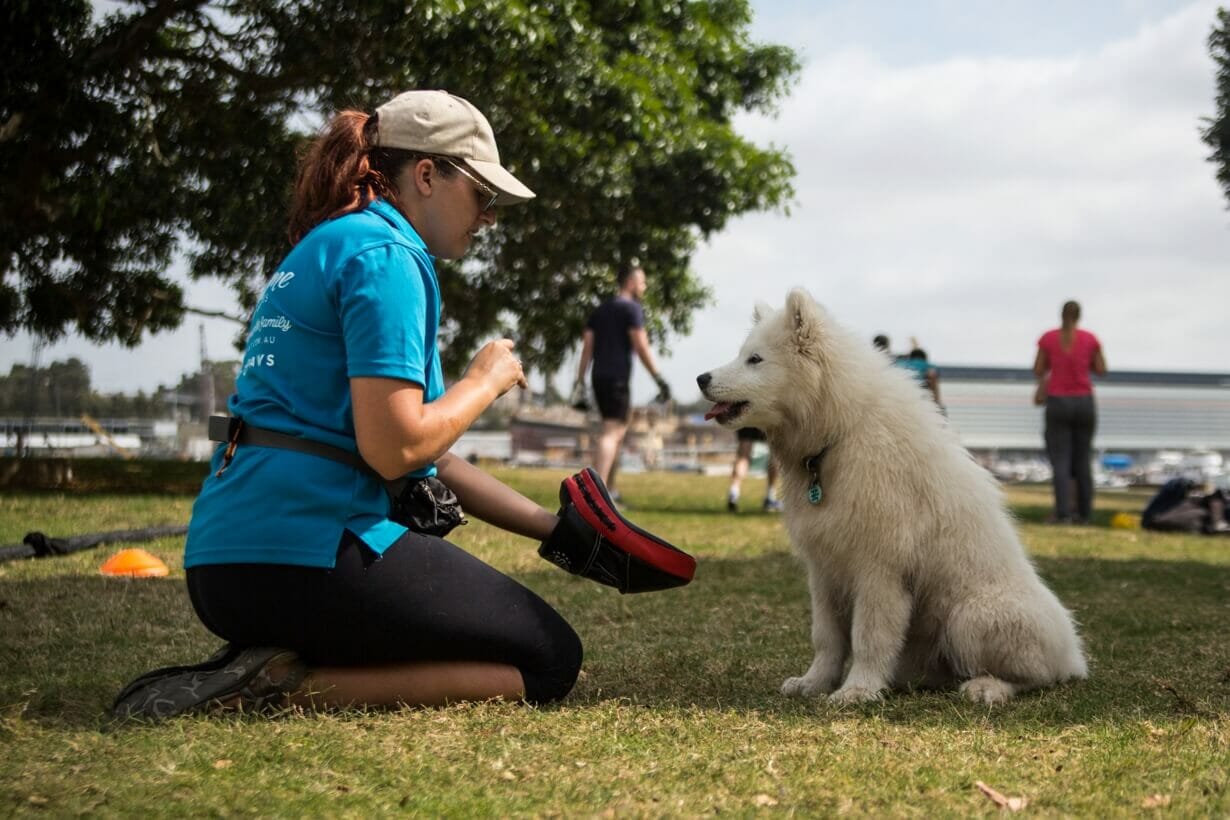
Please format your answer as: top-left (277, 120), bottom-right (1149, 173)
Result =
top-left (1141, 478), bottom-right (1230, 535)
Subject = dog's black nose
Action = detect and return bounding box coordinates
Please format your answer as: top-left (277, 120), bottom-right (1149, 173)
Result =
top-left (696, 373), bottom-right (711, 389)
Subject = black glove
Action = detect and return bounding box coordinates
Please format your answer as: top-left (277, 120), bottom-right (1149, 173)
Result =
top-left (538, 468), bottom-right (695, 593)
top-left (653, 374), bottom-right (672, 404)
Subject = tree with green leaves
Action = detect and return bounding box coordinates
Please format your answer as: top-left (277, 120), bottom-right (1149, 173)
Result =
top-left (1205, 8), bottom-right (1230, 207)
top-left (2, 0), bottom-right (797, 376)
top-left (0, 359), bottom-right (92, 417)
top-left (0, 356), bottom-right (237, 418)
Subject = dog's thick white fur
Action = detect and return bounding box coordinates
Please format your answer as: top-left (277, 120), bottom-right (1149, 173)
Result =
top-left (697, 289), bottom-right (1087, 705)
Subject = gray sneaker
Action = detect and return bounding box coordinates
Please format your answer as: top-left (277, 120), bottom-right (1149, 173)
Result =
top-left (110, 643), bottom-right (242, 707)
top-left (112, 646), bottom-right (306, 722)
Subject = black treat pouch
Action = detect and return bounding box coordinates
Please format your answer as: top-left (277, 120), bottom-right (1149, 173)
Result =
top-left (388, 476), bottom-right (466, 537)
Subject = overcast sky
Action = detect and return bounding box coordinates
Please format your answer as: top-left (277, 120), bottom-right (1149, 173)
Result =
top-left (3, 0), bottom-right (1228, 406)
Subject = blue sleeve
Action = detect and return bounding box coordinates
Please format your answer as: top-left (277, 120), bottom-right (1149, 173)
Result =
top-left (338, 243), bottom-right (433, 385)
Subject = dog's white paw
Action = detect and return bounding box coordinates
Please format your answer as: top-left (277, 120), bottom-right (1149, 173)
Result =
top-left (781, 675), bottom-right (832, 698)
top-left (828, 684), bottom-right (884, 704)
top-left (960, 676), bottom-right (1017, 705)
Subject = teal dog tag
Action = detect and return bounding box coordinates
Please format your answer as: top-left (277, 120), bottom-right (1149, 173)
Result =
top-left (803, 449), bottom-right (827, 505)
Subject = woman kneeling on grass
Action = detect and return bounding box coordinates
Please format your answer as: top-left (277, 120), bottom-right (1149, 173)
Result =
top-left (113, 91), bottom-right (582, 719)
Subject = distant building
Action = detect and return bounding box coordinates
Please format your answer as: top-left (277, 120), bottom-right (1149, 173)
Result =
top-left (7, 367), bottom-right (1228, 486)
top-left (1, 416), bottom-right (178, 458)
top-left (509, 405), bottom-right (706, 470)
top-left (941, 366), bottom-right (1230, 454)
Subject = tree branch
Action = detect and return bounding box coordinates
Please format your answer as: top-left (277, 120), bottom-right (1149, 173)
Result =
top-left (86, 0), bottom-right (211, 74)
top-left (183, 305), bottom-right (247, 325)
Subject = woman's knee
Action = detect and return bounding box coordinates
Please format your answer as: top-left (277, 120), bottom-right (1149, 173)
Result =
top-left (521, 622), bottom-right (584, 705)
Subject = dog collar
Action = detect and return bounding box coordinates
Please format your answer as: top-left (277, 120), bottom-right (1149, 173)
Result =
top-left (803, 448), bottom-right (829, 504)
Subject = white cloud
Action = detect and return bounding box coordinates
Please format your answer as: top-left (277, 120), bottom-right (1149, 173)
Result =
top-left (673, 0), bottom-right (1230, 404)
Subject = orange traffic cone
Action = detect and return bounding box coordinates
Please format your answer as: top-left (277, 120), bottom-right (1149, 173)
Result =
top-left (100, 548), bottom-right (169, 578)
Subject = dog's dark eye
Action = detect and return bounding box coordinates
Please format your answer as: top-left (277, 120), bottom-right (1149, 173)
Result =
top-left (746, 354), bottom-right (762, 365)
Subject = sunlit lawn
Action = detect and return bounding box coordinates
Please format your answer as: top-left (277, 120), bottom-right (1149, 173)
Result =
top-left (1, 470), bottom-right (1227, 816)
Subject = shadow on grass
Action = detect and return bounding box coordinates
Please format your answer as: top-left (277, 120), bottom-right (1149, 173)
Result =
top-left (2, 551), bottom-right (1227, 730)
top-left (623, 504), bottom-right (787, 518)
top-left (560, 551), bottom-right (1230, 725)
top-left (1006, 504), bottom-right (1138, 527)
top-left (0, 572), bottom-right (212, 730)
top-left (627, 493), bottom-right (1147, 524)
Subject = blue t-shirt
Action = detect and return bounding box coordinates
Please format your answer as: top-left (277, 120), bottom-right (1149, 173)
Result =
top-left (184, 199), bottom-right (445, 569)
top-left (587, 297), bottom-right (644, 382)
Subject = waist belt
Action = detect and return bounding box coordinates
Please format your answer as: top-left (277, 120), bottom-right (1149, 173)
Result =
top-left (208, 416), bottom-right (459, 534)
top-left (207, 415), bottom-right (382, 481)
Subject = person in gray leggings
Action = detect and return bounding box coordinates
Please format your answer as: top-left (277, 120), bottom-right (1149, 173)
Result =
top-left (1034, 300), bottom-right (1107, 524)
top-left (1044, 395), bottom-right (1097, 523)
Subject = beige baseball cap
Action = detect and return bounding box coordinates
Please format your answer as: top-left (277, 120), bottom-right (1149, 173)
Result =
top-left (373, 90), bottom-right (535, 206)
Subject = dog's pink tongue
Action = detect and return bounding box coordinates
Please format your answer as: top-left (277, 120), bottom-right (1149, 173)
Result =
top-left (705, 403), bottom-right (731, 421)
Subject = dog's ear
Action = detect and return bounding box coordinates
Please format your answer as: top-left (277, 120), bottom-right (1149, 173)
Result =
top-left (751, 301), bottom-right (773, 324)
top-left (785, 288), bottom-right (821, 352)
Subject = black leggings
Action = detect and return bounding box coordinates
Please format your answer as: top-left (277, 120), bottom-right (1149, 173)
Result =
top-left (186, 531), bottom-right (583, 705)
top-left (1044, 394), bottom-right (1097, 522)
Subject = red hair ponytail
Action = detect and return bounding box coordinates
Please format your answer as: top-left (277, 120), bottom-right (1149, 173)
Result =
top-left (288, 111), bottom-right (397, 243)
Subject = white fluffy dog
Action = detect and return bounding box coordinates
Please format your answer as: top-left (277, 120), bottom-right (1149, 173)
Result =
top-left (697, 289), bottom-right (1087, 704)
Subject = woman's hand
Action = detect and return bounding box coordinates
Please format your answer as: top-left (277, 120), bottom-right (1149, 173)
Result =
top-left (464, 339), bottom-right (528, 399)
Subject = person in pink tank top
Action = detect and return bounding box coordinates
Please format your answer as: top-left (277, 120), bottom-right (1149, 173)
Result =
top-left (1033, 301), bottom-right (1108, 524)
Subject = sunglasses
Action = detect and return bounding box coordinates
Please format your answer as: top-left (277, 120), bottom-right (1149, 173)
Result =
top-left (440, 157), bottom-right (499, 213)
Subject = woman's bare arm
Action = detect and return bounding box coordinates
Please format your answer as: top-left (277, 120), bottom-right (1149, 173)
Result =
top-left (351, 339), bottom-right (526, 479)
top-left (1032, 348), bottom-right (1049, 406)
top-left (435, 453), bottom-right (558, 541)
top-left (1092, 347), bottom-right (1107, 377)
top-left (1032, 348), bottom-right (1049, 380)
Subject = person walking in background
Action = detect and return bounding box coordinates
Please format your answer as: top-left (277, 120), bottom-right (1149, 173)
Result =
top-left (726, 427), bottom-right (781, 512)
top-left (573, 264), bottom-right (671, 502)
top-left (1034, 300), bottom-right (1107, 524)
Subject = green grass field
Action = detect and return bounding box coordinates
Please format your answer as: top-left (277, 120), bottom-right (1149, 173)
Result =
top-left (1, 470), bottom-right (1227, 816)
